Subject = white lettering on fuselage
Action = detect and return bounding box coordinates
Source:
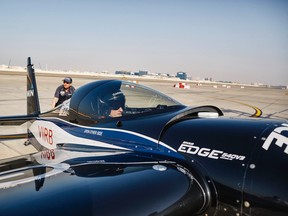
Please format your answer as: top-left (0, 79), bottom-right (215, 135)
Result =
top-left (262, 123), bottom-right (288, 154)
top-left (84, 129), bottom-right (103, 136)
top-left (27, 89), bottom-right (34, 97)
top-left (178, 141), bottom-right (246, 161)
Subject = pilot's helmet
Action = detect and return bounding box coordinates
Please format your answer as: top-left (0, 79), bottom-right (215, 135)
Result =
top-left (99, 90), bottom-right (126, 117)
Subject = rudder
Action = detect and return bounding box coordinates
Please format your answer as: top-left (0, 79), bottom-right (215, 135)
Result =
top-left (27, 57), bottom-right (41, 116)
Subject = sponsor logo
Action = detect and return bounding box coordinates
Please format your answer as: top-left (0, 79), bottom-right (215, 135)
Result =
top-left (38, 126), bottom-right (53, 145)
top-left (178, 141), bottom-right (246, 161)
top-left (262, 123), bottom-right (288, 154)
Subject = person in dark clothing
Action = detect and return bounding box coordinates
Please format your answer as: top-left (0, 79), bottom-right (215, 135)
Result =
top-left (51, 77), bottom-right (76, 108)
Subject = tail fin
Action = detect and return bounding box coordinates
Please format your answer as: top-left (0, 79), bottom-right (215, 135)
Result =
top-left (27, 57), bottom-right (41, 116)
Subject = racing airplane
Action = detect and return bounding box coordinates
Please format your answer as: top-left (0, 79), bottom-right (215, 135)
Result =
top-left (0, 57), bottom-right (287, 216)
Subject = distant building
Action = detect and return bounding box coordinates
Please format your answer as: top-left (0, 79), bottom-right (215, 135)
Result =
top-left (115, 70), bottom-right (131, 75)
top-left (176, 72), bottom-right (187, 80)
top-left (138, 70), bottom-right (148, 76)
top-left (205, 77), bottom-right (213, 82)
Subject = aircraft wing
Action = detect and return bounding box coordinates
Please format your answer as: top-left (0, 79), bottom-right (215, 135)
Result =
top-left (0, 148), bottom-right (208, 216)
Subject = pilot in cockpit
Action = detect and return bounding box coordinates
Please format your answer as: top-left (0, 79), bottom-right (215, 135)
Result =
top-left (99, 90), bottom-right (126, 118)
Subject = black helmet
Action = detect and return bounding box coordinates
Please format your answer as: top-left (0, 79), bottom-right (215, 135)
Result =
top-left (99, 90), bottom-right (126, 117)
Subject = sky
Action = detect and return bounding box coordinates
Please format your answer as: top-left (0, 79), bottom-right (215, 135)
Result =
top-left (0, 0), bottom-right (287, 86)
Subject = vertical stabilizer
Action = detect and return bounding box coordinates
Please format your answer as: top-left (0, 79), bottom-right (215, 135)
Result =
top-left (27, 57), bottom-right (41, 116)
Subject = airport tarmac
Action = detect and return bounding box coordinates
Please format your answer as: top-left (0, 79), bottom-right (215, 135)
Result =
top-left (0, 72), bottom-right (288, 160)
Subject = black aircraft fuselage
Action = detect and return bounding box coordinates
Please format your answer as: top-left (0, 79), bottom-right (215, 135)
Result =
top-left (0, 57), bottom-right (287, 216)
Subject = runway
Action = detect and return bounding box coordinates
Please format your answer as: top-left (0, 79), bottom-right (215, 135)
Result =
top-left (0, 72), bottom-right (287, 160)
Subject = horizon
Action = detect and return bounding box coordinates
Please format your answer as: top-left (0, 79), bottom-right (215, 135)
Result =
top-left (1, 63), bottom-right (286, 88)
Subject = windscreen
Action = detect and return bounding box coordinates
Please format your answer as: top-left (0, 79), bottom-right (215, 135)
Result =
top-left (121, 81), bottom-right (180, 109)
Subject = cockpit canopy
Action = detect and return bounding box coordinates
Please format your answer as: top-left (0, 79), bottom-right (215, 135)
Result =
top-left (67, 80), bottom-right (182, 124)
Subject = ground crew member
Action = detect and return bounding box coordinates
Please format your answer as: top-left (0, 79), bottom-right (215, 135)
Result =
top-left (52, 77), bottom-right (76, 108)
